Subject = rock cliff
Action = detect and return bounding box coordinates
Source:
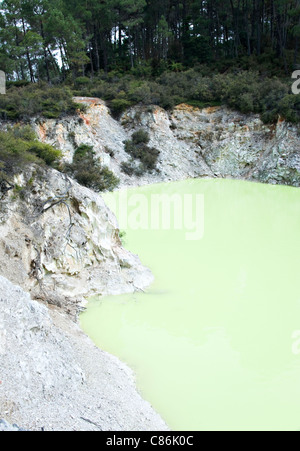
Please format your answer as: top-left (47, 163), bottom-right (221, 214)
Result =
top-left (35, 99), bottom-right (300, 187)
top-left (0, 165), bottom-right (153, 317)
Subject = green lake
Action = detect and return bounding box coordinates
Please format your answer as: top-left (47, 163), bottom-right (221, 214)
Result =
top-left (80, 178), bottom-right (300, 431)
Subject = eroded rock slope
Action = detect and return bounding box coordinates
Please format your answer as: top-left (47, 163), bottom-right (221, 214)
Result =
top-left (0, 166), bottom-right (152, 316)
top-left (0, 276), bottom-right (168, 431)
top-left (35, 99), bottom-right (300, 187)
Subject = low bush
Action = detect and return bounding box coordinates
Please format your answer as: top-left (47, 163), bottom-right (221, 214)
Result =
top-left (131, 129), bottom-right (150, 145)
top-left (0, 125), bottom-right (62, 180)
top-left (26, 142), bottom-right (62, 166)
top-left (109, 98), bottom-right (132, 117)
top-left (65, 144), bottom-right (119, 192)
top-left (121, 159), bottom-right (145, 177)
top-left (75, 76), bottom-right (91, 87)
top-left (0, 82), bottom-right (81, 121)
top-left (123, 130), bottom-right (160, 174)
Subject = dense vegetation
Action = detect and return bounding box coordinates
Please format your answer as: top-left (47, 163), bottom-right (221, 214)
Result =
top-left (74, 68), bottom-right (300, 122)
top-left (0, 0), bottom-right (299, 123)
top-left (1, 67), bottom-right (299, 123)
top-left (0, 1), bottom-right (299, 195)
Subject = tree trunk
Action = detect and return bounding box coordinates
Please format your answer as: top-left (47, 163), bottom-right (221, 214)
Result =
top-left (21, 18), bottom-right (35, 82)
top-left (40, 21), bottom-right (50, 83)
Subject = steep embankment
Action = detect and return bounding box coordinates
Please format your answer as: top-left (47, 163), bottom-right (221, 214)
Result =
top-left (0, 276), bottom-right (168, 431)
top-left (0, 159), bottom-right (162, 430)
top-left (0, 98), bottom-right (299, 430)
top-left (35, 98), bottom-right (300, 187)
top-left (0, 166), bottom-right (153, 317)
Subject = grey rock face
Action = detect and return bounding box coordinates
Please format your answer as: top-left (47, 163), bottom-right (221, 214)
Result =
top-left (34, 99), bottom-right (300, 188)
top-left (3, 99), bottom-right (296, 314)
top-left (0, 276), bottom-right (168, 431)
top-left (0, 167), bottom-right (153, 316)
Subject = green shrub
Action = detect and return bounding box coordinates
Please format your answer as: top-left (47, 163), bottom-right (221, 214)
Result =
top-left (123, 130), bottom-right (160, 173)
top-left (131, 129), bottom-right (150, 145)
top-left (65, 144), bottom-right (119, 192)
top-left (121, 159), bottom-right (145, 177)
top-left (121, 160), bottom-right (135, 176)
top-left (42, 111), bottom-right (60, 119)
top-left (26, 142), bottom-right (62, 166)
top-left (0, 82), bottom-right (79, 121)
top-left (73, 143), bottom-right (92, 161)
top-left (109, 98), bottom-right (132, 117)
top-left (10, 124), bottom-right (36, 141)
top-left (6, 80), bottom-right (31, 88)
top-left (239, 93), bottom-right (255, 113)
top-left (0, 125), bottom-right (62, 184)
top-left (277, 95), bottom-right (300, 123)
top-left (75, 76), bottom-right (91, 86)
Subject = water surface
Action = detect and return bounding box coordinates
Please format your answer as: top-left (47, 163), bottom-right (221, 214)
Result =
top-left (80, 178), bottom-right (300, 431)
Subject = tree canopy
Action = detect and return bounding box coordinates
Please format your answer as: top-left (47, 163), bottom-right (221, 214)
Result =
top-left (0, 0), bottom-right (299, 82)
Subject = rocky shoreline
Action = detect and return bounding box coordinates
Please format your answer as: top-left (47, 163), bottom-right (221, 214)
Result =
top-left (0, 99), bottom-right (299, 431)
top-left (0, 159), bottom-right (165, 431)
top-left (0, 276), bottom-right (168, 431)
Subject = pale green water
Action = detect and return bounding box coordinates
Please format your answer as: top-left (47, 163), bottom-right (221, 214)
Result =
top-left (80, 178), bottom-right (300, 431)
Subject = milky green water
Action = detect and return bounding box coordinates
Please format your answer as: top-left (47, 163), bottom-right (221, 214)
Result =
top-left (80, 178), bottom-right (300, 431)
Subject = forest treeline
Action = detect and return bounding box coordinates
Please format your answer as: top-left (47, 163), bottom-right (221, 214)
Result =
top-left (0, 1), bottom-right (300, 195)
top-left (0, 0), bottom-right (300, 81)
top-left (0, 0), bottom-right (300, 125)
